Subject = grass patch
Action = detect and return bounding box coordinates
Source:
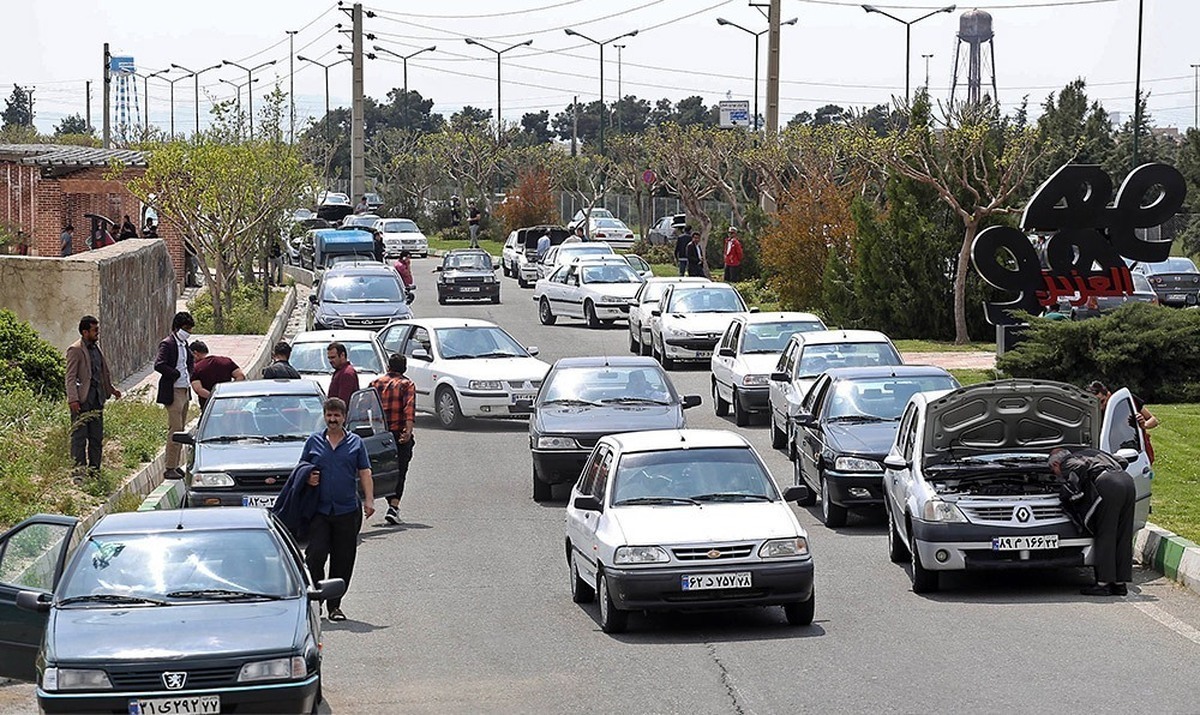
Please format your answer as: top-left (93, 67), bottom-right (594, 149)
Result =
top-left (949, 368), bottom-right (1001, 386)
top-left (1141, 403), bottom-right (1200, 543)
top-left (190, 283), bottom-right (286, 334)
top-left (894, 339), bottom-right (996, 353)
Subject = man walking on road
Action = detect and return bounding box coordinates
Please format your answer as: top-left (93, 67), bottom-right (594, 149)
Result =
top-left (723, 227), bottom-right (744, 283)
top-left (155, 311), bottom-right (195, 478)
top-left (300, 397), bottom-right (374, 622)
top-left (393, 251), bottom-right (415, 292)
top-left (327, 342), bottom-right (359, 405)
top-left (371, 354), bottom-right (416, 526)
top-left (674, 225), bottom-right (692, 276)
top-left (467, 201), bottom-right (481, 248)
top-left (1049, 447), bottom-right (1136, 597)
top-left (65, 315), bottom-right (122, 478)
top-left (189, 341), bottom-right (246, 411)
top-left (263, 341), bottom-right (301, 379)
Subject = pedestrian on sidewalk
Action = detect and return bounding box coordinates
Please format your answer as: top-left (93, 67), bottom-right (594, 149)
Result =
top-left (155, 311), bottom-right (195, 478)
top-left (354, 196), bottom-right (370, 215)
top-left (393, 251), bottom-right (415, 292)
top-left (467, 201), bottom-right (481, 248)
top-left (327, 342), bottom-right (359, 405)
top-left (372, 228), bottom-right (385, 263)
top-left (300, 396), bottom-right (375, 622)
top-left (1050, 447), bottom-right (1136, 597)
top-left (189, 341), bottom-right (246, 412)
top-left (65, 315), bottom-right (122, 479)
top-left (370, 353), bottom-right (416, 526)
top-left (263, 341), bottom-right (301, 379)
top-left (269, 239), bottom-right (284, 286)
top-left (674, 225), bottom-right (692, 277)
top-left (723, 227), bottom-right (744, 283)
top-left (60, 224), bottom-right (74, 257)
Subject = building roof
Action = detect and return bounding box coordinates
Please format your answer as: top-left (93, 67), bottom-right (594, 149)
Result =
top-left (0, 143), bottom-right (147, 168)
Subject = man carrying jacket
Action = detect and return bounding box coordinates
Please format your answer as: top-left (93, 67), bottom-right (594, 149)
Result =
top-left (155, 311), bottom-right (195, 478)
top-left (65, 315), bottom-right (122, 478)
top-left (1049, 447), bottom-right (1136, 597)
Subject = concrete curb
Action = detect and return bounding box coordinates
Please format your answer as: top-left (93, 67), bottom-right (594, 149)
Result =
top-left (248, 286), bottom-right (296, 378)
top-left (1136, 522), bottom-right (1200, 595)
top-left (137, 478), bottom-right (185, 511)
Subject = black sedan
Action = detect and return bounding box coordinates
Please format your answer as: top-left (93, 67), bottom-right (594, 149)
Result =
top-left (529, 356), bottom-right (700, 501)
top-left (0, 508), bottom-right (344, 714)
top-left (436, 249), bottom-right (500, 304)
top-left (791, 366), bottom-right (959, 527)
top-left (1132, 256), bottom-right (1200, 307)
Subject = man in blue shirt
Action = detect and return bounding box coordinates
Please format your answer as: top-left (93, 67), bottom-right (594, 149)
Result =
top-left (535, 231), bottom-right (551, 261)
top-left (300, 397), bottom-right (375, 621)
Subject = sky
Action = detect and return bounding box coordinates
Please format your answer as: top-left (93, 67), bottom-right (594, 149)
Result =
top-left (5, 0), bottom-right (1197, 136)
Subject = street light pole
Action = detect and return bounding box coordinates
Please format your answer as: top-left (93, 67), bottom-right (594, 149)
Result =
top-left (613, 43), bottom-right (625, 134)
top-left (171, 62), bottom-right (221, 137)
top-left (563, 28), bottom-right (638, 154)
top-left (286, 30), bottom-right (298, 142)
top-left (144, 68), bottom-right (169, 134)
top-left (298, 56), bottom-right (349, 122)
top-left (154, 72), bottom-right (190, 140)
top-left (861, 4), bottom-right (956, 104)
top-left (717, 17), bottom-right (798, 131)
top-left (922, 53), bottom-right (934, 89)
top-left (219, 76), bottom-right (258, 134)
top-left (223, 59), bottom-right (277, 139)
top-left (1132, 0), bottom-right (1144, 168)
top-left (373, 45), bottom-right (436, 130)
top-left (464, 38), bottom-right (533, 143)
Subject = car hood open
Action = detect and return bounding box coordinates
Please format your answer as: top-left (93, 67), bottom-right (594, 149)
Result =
top-left (611, 502), bottom-right (800, 545)
top-left (923, 379), bottom-right (1098, 466)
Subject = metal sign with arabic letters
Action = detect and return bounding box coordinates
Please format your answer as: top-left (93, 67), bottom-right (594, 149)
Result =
top-left (971, 163), bottom-right (1187, 325)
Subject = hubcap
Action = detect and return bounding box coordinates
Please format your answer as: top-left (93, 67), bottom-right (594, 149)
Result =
top-left (821, 475), bottom-right (829, 520)
top-left (438, 393), bottom-right (455, 424)
top-left (599, 575), bottom-right (609, 621)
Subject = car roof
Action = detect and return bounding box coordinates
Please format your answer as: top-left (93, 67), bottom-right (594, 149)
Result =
top-left (293, 329), bottom-right (380, 343)
top-left (790, 329), bottom-right (893, 346)
top-left (446, 248), bottom-right (491, 257)
top-left (571, 255), bottom-right (627, 264)
top-left (822, 365), bottom-right (951, 381)
top-left (92, 506), bottom-right (272, 535)
top-left (211, 378), bottom-right (324, 397)
top-left (605, 428), bottom-right (751, 454)
top-left (740, 311), bottom-right (824, 325)
top-left (643, 276), bottom-right (709, 284)
top-left (386, 317), bottom-right (497, 329)
top-left (323, 263), bottom-right (401, 277)
top-left (553, 356), bottom-right (662, 369)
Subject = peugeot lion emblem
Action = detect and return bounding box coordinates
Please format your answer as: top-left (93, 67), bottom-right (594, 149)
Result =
top-left (162, 671), bottom-right (187, 690)
top-left (1014, 506), bottom-right (1032, 523)
top-left (707, 549), bottom-right (722, 559)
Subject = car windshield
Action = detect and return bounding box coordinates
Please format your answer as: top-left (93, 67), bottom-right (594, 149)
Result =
top-left (1145, 257), bottom-right (1198, 273)
top-left (639, 282), bottom-right (672, 304)
top-left (611, 447), bottom-right (777, 504)
top-left (581, 264), bottom-right (640, 284)
top-left (541, 366), bottom-right (673, 405)
top-left (445, 253), bottom-right (492, 270)
top-left (743, 321), bottom-right (826, 353)
top-left (58, 529), bottom-right (301, 603)
top-left (797, 342), bottom-right (903, 377)
top-left (321, 275), bottom-right (403, 303)
top-left (199, 393), bottom-right (325, 441)
top-left (382, 220), bottom-right (419, 233)
top-left (667, 288), bottom-right (745, 313)
top-left (291, 341), bottom-right (384, 374)
top-left (825, 375), bottom-right (958, 421)
top-left (435, 327), bottom-right (526, 359)
top-left (579, 209), bottom-right (613, 220)
top-left (321, 193), bottom-right (350, 204)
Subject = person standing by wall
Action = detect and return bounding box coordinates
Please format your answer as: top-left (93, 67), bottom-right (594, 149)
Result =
top-left (65, 315), bottom-right (122, 479)
top-left (262, 341), bottom-right (302, 379)
top-left (327, 342), bottom-right (359, 405)
top-left (300, 397), bottom-right (374, 622)
top-left (1049, 447), bottom-right (1136, 596)
top-left (155, 311), bottom-right (195, 478)
top-left (60, 224), bottom-right (74, 257)
top-left (674, 225), bottom-right (692, 277)
top-left (189, 341), bottom-right (246, 411)
top-left (467, 201), bottom-right (481, 248)
top-left (723, 227), bottom-right (744, 283)
top-left (269, 239), bottom-right (284, 286)
top-left (370, 354), bottom-right (416, 526)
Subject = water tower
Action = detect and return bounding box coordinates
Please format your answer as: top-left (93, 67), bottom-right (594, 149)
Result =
top-left (950, 9), bottom-right (997, 107)
top-left (109, 54), bottom-right (141, 142)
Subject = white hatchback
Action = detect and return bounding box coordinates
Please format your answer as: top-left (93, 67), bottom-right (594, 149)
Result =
top-left (565, 429), bottom-right (815, 633)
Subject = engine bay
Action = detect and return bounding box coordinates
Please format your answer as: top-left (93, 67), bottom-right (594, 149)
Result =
top-left (931, 472), bottom-right (1065, 497)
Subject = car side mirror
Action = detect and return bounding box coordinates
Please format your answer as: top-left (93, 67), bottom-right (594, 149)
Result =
top-left (681, 394), bottom-right (702, 409)
top-left (308, 294), bottom-right (318, 304)
top-left (718, 347), bottom-right (736, 358)
top-left (351, 425), bottom-right (375, 438)
top-left (792, 411), bottom-right (815, 427)
top-left (651, 309), bottom-right (661, 317)
top-left (405, 292), bottom-right (415, 305)
top-left (309, 578), bottom-right (347, 602)
top-left (412, 348), bottom-right (433, 362)
top-left (573, 495), bottom-right (603, 512)
top-left (883, 454), bottom-right (910, 470)
top-left (16, 591), bottom-right (51, 613)
top-left (492, 259), bottom-right (501, 269)
top-left (749, 307), bottom-right (760, 313)
top-left (1113, 447), bottom-right (1138, 468)
top-left (782, 485), bottom-right (810, 504)
top-left (171, 431), bottom-right (194, 446)
top-left (526, 346), bottom-right (539, 356)
top-left (770, 372), bottom-right (789, 383)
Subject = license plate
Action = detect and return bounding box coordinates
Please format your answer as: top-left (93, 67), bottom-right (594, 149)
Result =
top-left (694, 351), bottom-right (711, 359)
top-left (460, 286), bottom-right (480, 293)
top-left (130, 695), bottom-right (220, 714)
top-left (1168, 294), bottom-right (1186, 301)
top-left (991, 534), bottom-right (1059, 551)
top-left (510, 393), bottom-right (536, 404)
top-left (681, 572), bottom-right (752, 591)
top-left (243, 495), bottom-right (276, 508)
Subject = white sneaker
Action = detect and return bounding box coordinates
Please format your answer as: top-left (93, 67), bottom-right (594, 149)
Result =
top-left (384, 505), bottom-right (400, 525)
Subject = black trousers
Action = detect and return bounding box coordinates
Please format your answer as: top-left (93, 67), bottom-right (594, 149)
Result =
top-left (724, 264), bottom-right (741, 282)
top-left (306, 509), bottom-right (362, 611)
top-left (1092, 470), bottom-right (1136, 584)
top-left (389, 436), bottom-right (414, 504)
top-left (70, 408), bottom-right (103, 475)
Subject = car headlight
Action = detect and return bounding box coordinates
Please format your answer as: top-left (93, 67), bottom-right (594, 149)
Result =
top-left (43, 667), bottom-right (113, 691)
top-left (834, 456), bottom-right (883, 473)
top-left (468, 380), bottom-right (503, 391)
top-left (319, 314), bottom-right (344, 327)
top-left (536, 436), bottom-right (580, 449)
top-left (442, 277), bottom-right (456, 284)
top-left (237, 656), bottom-right (306, 682)
top-left (920, 499), bottom-right (967, 523)
top-left (665, 326), bottom-right (692, 338)
top-left (742, 374), bottom-right (769, 386)
top-left (599, 295), bottom-right (623, 303)
top-left (191, 472), bottom-right (235, 487)
top-left (614, 546), bottom-right (670, 564)
top-left (759, 537), bottom-right (810, 558)
top-left (483, 276), bottom-right (497, 283)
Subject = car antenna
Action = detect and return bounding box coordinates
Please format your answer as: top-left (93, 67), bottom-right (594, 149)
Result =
top-left (176, 507), bottom-right (185, 530)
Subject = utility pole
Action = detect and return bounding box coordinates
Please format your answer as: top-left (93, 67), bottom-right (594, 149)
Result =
top-left (287, 30), bottom-right (298, 142)
top-left (25, 87), bottom-right (35, 127)
top-left (1132, 0), bottom-right (1144, 169)
top-left (85, 81), bottom-right (92, 132)
top-left (765, 0), bottom-right (781, 136)
top-left (571, 95), bottom-right (578, 157)
top-left (613, 43), bottom-right (625, 135)
top-left (103, 43), bottom-right (112, 148)
top-left (922, 53), bottom-right (934, 89)
top-left (1192, 63), bottom-right (1200, 131)
top-left (351, 2), bottom-right (366, 200)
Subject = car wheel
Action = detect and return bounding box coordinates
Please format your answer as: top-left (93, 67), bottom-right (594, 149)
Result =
top-left (771, 416), bottom-right (787, 449)
top-left (733, 388), bottom-right (750, 427)
top-left (783, 589), bottom-right (815, 626)
top-left (569, 549), bottom-right (595, 603)
top-left (793, 455), bottom-right (816, 506)
top-left (538, 297), bottom-right (557, 325)
top-left (639, 332), bottom-right (652, 357)
top-left (629, 328), bottom-right (640, 354)
top-left (533, 466), bottom-right (552, 502)
top-left (311, 677), bottom-right (322, 714)
top-left (435, 387), bottom-right (463, 430)
top-left (909, 525), bottom-right (939, 593)
top-left (502, 261), bottom-right (511, 277)
top-left (518, 275), bottom-right (529, 288)
top-left (886, 500), bottom-right (910, 563)
top-left (490, 295), bottom-right (500, 304)
top-left (597, 572), bottom-right (628, 634)
top-left (713, 380), bottom-right (729, 417)
top-left (585, 300), bottom-right (602, 328)
top-left (660, 340), bottom-right (676, 371)
top-left (819, 471), bottom-right (848, 528)
top-left (438, 295), bottom-right (447, 305)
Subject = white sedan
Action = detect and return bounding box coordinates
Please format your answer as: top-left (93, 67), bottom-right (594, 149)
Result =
top-left (628, 277), bottom-right (710, 356)
top-left (288, 329), bottom-right (388, 394)
top-left (536, 243), bottom-right (615, 280)
top-left (587, 217), bottom-right (636, 249)
top-left (649, 282), bottom-right (749, 370)
top-left (376, 217), bottom-right (429, 258)
top-left (376, 318), bottom-right (550, 429)
top-left (533, 258), bottom-right (645, 328)
top-left (565, 429), bottom-right (814, 633)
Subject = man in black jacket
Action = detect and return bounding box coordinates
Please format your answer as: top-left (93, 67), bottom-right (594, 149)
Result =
top-left (262, 341), bottom-right (301, 379)
top-left (685, 231), bottom-right (706, 277)
top-left (674, 225), bottom-right (692, 277)
top-left (1050, 447), bottom-right (1136, 596)
top-left (155, 311), bottom-right (195, 478)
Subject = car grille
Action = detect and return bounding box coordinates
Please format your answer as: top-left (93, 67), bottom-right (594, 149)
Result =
top-left (506, 380), bottom-right (541, 390)
top-left (107, 664), bottom-right (242, 690)
top-left (457, 276), bottom-right (488, 284)
top-left (664, 588), bottom-right (770, 602)
top-left (665, 337), bottom-right (720, 350)
top-left (234, 471), bottom-right (291, 489)
top-left (672, 544), bottom-right (755, 561)
top-left (343, 316), bottom-right (390, 329)
top-left (960, 503), bottom-right (1066, 524)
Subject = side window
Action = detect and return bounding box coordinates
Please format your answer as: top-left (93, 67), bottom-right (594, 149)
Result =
top-left (403, 327), bottom-right (431, 357)
top-left (659, 288), bottom-right (672, 312)
top-left (804, 376), bottom-right (831, 414)
top-left (380, 325), bottom-right (410, 355)
top-left (347, 389), bottom-right (386, 435)
top-left (0, 521), bottom-right (75, 591)
top-left (1106, 396), bottom-right (1142, 452)
top-left (577, 446), bottom-right (608, 496)
top-left (720, 322), bottom-right (737, 350)
top-left (592, 451), bottom-right (614, 500)
top-left (901, 406), bottom-right (919, 460)
top-left (775, 341), bottom-right (794, 373)
top-left (727, 322), bottom-right (742, 352)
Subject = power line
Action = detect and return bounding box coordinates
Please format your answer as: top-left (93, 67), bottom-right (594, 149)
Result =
top-left (228, 2), bottom-right (338, 65)
top-left (367, 0), bottom-right (586, 20)
top-left (369, 0), bottom-right (672, 42)
top-left (793, 0), bottom-right (1116, 8)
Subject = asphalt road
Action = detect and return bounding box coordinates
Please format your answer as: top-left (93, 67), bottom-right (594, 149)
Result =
top-left (4, 257), bottom-right (1200, 713)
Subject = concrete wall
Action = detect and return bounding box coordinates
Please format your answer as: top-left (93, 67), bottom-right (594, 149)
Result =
top-left (0, 239), bottom-right (174, 383)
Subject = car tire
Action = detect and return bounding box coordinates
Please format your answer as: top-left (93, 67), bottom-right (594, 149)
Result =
top-left (502, 261), bottom-right (511, 277)
top-left (629, 329), bottom-right (640, 354)
top-left (783, 589), bottom-right (815, 627)
top-left (569, 549), bottom-right (595, 603)
top-left (819, 471), bottom-right (848, 528)
top-left (909, 525), bottom-right (939, 593)
top-left (585, 300), bottom-right (601, 328)
top-left (311, 678), bottom-right (322, 714)
top-left (597, 572), bottom-right (628, 634)
top-left (518, 275), bottom-right (529, 288)
top-left (539, 297), bottom-right (557, 325)
top-left (639, 332), bottom-right (652, 357)
top-left (435, 386), bottom-right (463, 430)
top-left (793, 455), bottom-right (816, 506)
top-left (713, 380), bottom-right (729, 417)
top-left (886, 501), bottom-right (910, 563)
top-left (659, 340), bottom-right (676, 371)
top-left (491, 295), bottom-right (500, 304)
top-left (438, 296), bottom-right (447, 305)
top-left (533, 466), bottom-right (552, 502)
top-left (771, 416), bottom-right (787, 449)
top-left (733, 388), bottom-right (750, 427)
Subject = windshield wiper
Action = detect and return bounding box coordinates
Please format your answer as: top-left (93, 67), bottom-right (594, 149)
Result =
top-left (166, 589), bottom-right (284, 601)
top-left (691, 492), bottom-right (773, 502)
top-left (262, 434), bottom-right (308, 442)
top-left (600, 397), bottom-right (672, 405)
top-left (199, 435), bottom-right (268, 443)
top-left (741, 349), bottom-right (780, 354)
top-left (543, 398), bottom-right (599, 407)
top-left (828, 415), bottom-right (888, 423)
top-left (353, 298), bottom-right (397, 303)
top-left (475, 351), bottom-right (523, 359)
top-left (58, 594), bottom-right (169, 607)
top-left (614, 496), bottom-right (700, 506)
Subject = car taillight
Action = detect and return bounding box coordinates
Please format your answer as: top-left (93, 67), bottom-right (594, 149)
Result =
top-left (595, 233), bottom-right (606, 238)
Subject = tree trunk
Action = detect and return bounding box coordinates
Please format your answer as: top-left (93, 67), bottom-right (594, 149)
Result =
top-left (953, 221), bottom-right (979, 345)
top-left (211, 250), bottom-right (226, 333)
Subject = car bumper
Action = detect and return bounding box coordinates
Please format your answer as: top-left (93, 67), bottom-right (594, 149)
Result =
top-left (911, 520), bottom-right (1093, 571)
top-left (662, 338), bottom-right (718, 361)
top-left (185, 489), bottom-right (280, 508)
top-left (605, 559), bottom-right (814, 611)
top-left (385, 241), bottom-right (428, 257)
top-left (735, 386), bottom-right (770, 412)
top-left (458, 391), bottom-right (535, 417)
top-left (822, 470), bottom-right (885, 508)
top-left (519, 267), bottom-right (540, 283)
top-left (532, 449), bottom-right (591, 484)
top-left (594, 303), bottom-right (631, 320)
top-left (38, 675), bottom-right (318, 714)
top-left (439, 284), bottom-right (500, 300)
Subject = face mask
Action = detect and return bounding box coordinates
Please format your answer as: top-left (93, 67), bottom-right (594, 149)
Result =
top-left (177, 329), bottom-right (191, 342)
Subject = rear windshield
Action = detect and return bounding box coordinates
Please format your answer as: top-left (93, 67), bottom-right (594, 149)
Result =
top-left (743, 321), bottom-right (825, 353)
top-left (1145, 257), bottom-right (1198, 273)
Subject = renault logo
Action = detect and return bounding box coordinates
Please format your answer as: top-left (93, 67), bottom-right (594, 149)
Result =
top-left (707, 549), bottom-right (722, 559)
top-left (1014, 506), bottom-right (1032, 523)
top-left (162, 672), bottom-right (187, 690)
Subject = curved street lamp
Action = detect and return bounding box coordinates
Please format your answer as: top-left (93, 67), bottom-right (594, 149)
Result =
top-left (373, 45), bottom-right (436, 130)
top-left (862, 4), bottom-right (956, 103)
top-left (170, 62), bottom-right (222, 136)
top-left (222, 59), bottom-right (277, 138)
top-left (716, 17), bottom-right (798, 131)
top-left (563, 28), bottom-right (638, 154)
top-left (464, 38), bottom-right (533, 142)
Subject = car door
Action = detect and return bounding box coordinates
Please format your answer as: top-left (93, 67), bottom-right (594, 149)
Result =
top-left (628, 283), bottom-right (647, 342)
top-left (561, 266), bottom-right (584, 317)
top-left (1099, 387), bottom-right (1153, 530)
top-left (0, 515), bottom-right (79, 682)
top-left (346, 389), bottom-right (400, 499)
top-left (712, 320), bottom-right (740, 403)
top-left (582, 448), bottom-right (614, 580)
top-left (885, 404), bottom-right (919, 530)
top-left (568, 447), bottom-right (609, 584)
top-left (377, 323), bottom-right (411, 357)
top-left (651, 285), bottom-right (672, 347)
top-left (798, 375), bottom-right (833, 488)
top-left (768, 338), bottom-right (799, 432)
top-left (400, 326), bottom-right (435, 411)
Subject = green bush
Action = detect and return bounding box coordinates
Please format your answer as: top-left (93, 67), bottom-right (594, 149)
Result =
top-left (997, 302), bottom-right (1200, 402)
top-left (190, 283), bottom-right (286, 334)
top-left (630, 239), bottom-right (674, 265)
top-left (0, 309), bottom-right (66, 398)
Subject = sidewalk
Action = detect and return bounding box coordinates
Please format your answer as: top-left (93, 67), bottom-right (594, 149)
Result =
top-left (901, 351), bottom-right (996, 370)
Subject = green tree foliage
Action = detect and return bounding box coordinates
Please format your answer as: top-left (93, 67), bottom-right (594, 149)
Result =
top-left (1034, 79), bottom-right (1114, 176)
top-left (1173, 128), bottom-right (1200, 213)
top-left (381, 88), bottom-right (443, 134)
top-left (450, 105), bottom-right (493, 133)
top-left (54, 113), bottom-right (92, 136)
top-left (812, 104), bottom-right (846, 128)
top-left (518, 110), bottom-right (553, 146)
top-left (1, 85), bottom-right (31, 128)
top-left (1105, 92), bottom-right (1175, 180)
top-left (0, 309), bottom-right (65, 398)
